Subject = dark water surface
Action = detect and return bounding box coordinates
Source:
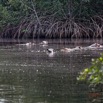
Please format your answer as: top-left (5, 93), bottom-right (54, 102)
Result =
top-left (0, 39), bottom-right (102, 103)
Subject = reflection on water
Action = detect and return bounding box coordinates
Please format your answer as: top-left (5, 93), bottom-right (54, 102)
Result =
top-left (0, 39), bottom-right (102, 103)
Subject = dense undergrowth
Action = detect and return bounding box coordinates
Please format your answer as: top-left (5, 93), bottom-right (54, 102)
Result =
top-left (0, 0), bottom-right (103, 39)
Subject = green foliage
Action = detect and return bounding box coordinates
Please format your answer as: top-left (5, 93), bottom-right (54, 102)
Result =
top-left (0, 0), bottom-right (31, 31)
top-left (0, 4), bottom-right (11, 30)
top-left (35, 0), bottom-right (64, 18)
top-left (77, 55), bottom-right (103, 85)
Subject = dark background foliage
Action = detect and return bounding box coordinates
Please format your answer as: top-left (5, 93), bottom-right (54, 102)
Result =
top-left (0, 0), bottom-right (103, 38)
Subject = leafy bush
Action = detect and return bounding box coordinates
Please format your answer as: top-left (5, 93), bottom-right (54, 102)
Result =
top-left (77, 55), bottom-right (103, 86)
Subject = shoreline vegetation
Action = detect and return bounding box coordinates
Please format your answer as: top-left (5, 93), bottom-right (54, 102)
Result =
top-left (0, 0), bottom-right (103, 39)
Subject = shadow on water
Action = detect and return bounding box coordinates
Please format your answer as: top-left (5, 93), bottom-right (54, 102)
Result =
top-left (0, 39), bottom-right (102, 103)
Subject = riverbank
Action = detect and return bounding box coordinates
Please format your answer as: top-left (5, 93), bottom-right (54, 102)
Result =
top-left (0, 0), bottom-right (103, 39)
top-left (1, 16), bottom-right (103, 39)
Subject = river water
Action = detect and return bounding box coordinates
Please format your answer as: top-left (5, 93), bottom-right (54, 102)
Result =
top-left (0, 39), bottom-right (102, 103)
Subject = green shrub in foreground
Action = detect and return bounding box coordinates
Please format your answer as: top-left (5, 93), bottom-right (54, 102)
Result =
top-left (77, 55), bottom-right (103, 86)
